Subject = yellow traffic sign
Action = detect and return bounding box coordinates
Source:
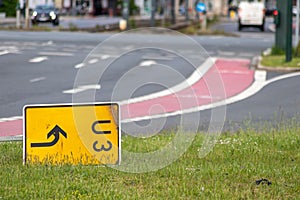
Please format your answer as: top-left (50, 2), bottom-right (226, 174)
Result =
top-left (23, 103), bottom-right (120, 165)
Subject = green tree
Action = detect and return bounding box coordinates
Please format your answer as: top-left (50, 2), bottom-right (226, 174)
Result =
top-left (129, 0), bottom-right (139, 15)
top-left (0, 0), bottom-right (18, 17)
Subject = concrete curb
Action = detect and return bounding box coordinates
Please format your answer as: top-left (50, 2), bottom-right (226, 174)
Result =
top-left (268, 24), bottom-right (275, 33)
top-left (0, 135), bottom-right (22, 142)
top-left (256, 56), bottom-right (300, 72)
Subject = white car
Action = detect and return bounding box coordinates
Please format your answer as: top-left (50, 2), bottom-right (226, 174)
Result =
top-left (293, 6), bottom-right (298, 16)
top-left (238, 1), bottom-right (266, 31)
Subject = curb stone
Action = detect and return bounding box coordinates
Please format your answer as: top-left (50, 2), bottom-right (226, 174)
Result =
top-left (256, 56), bottom-right (300, 72)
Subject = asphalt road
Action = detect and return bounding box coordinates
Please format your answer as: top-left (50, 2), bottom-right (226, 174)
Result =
top-left (1, 29), bottom-right (299, 133)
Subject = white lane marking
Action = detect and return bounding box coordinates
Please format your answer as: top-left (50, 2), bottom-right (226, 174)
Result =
top-left (2, 68), bottom-right (300, 125)
top-left (120, 57), bottom-right (216, 105)
top-left (0, 116), bottom-right (23, 122)
top-left (100, 55), bottom-right (110, 60)
top-left (255, 70), bottom-right (267, 81)
top-left (139, 60), bottom-right (157, 67)
top-left (63, 84), bottom-right (101, 94)
top-left (42, 41), bottom-right (53, 46)
top-left (90, 53), bottom-right (117, 59)
top-left (217, 70), bottom-right (250, 75)
top-left (123, 45), bottom-right (134, 51)
top-left (30, 77), bottom-right (46, 83)
top-left (0, 50), bottom-right (9, 56)
top-left (38, 52), bottom-right (74, 56)
top-left (88, 58), bottom-right (99, 64)
top-left (176, 94), bottom-right (212, 99)
top-left (75, 63), bottom-right (85, 69)
top-left (0, 46), bottom-right (16, 50)
top-left (29, 56), bottom-right (48, 63)
top-left (0, 46), bottom-right (20, 55)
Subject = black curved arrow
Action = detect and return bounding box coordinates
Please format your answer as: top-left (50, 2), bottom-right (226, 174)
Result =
top-left (31, 125), bottom-right (67, 147)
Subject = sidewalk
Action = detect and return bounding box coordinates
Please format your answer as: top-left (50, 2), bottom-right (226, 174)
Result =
top-left (0, 15), bottom-right (122, 29)
top-left (0, 17), bottom-right (17, 26)
top-left (0, 14), bottom-right (189, 30)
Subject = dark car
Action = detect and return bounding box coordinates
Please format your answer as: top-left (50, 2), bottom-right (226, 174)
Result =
top-left (31, 5), bottom-right (59, 26)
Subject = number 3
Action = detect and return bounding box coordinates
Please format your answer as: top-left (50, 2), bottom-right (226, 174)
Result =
top-left (93, 140), bottom-right (112, 152)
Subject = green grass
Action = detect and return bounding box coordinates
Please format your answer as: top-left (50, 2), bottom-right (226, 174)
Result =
top-left (0, 25), bottom-right (52, 32)
top-left (1, 127), bottom-right (300, 199)
top-left (261, 55), bottom-right (300, 68)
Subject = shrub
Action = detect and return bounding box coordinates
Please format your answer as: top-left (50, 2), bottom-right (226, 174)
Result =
top-left (0, 0), bottom-right (18, 17)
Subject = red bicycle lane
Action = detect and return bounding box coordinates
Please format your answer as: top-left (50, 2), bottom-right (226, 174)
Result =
top-left (121, 58), bottom-right (253, 121)
top-left (0, 58), bottom-right (253, 138)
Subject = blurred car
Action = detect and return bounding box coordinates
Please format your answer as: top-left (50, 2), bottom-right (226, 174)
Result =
top-left (293, 6), bottom-right (299, 16)
top-left (31, 5), bottom-right (59, 26)
top-left (238, 1), bottom-right (266, 32)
